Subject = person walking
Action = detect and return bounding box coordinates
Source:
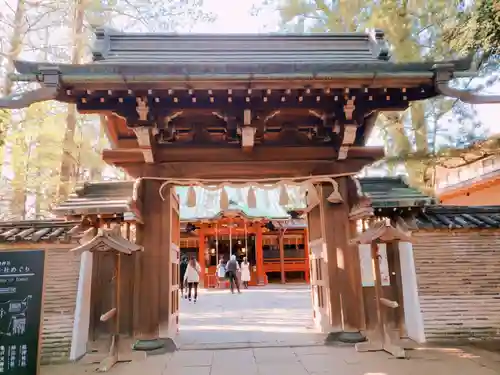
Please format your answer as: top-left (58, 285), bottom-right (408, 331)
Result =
top-left (225, 255), bottom-right (241, 294)
top-left (184, 256), bottom-right (201, 303)
top-left (179, 256), bottom-right (188, 298)
top-left (240, 257), bottom-right (251, 289)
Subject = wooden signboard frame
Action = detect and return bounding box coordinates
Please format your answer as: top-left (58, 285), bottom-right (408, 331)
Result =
top-left (0, 248), bottom-right (46, 375)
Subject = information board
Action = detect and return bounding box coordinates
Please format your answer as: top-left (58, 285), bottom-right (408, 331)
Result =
top-left (0, 250), bottom-right (45, 375)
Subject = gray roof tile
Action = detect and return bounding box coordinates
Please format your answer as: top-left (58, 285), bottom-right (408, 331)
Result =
top-left (0, 220), bottom-right (82, 243)
top-left (415, 206), bottom-right (500, 229)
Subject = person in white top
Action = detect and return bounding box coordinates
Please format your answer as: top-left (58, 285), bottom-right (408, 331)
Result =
top-left (240, 257), bottom-right (251, 289)
top-left (216, 258), bottom-right (226, 288)
top-left (184, 257), bottom-right (201, 302)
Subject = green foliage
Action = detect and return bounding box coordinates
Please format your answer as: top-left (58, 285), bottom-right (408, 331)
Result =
top-left (265, 0), bottom-right (488, 191)
top-left (0, 109), bottom-right (8, 147)
top-left (445, 0), bottom-right (500, 54)
top-left (0, 0), bottom-right (215, 219)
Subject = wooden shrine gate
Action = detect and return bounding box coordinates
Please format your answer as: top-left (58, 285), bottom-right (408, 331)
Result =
top-left (0, 27), bottom-right (473, 359)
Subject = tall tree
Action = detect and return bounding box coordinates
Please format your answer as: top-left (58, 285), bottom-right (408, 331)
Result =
top-left (56, 0), bottom-right (87, 202)
top-left (445, 0), bottom-right (500, 54)
top-left (56, 0), bottom-right (216, 201)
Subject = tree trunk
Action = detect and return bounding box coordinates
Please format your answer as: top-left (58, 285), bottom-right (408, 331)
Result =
top-left (2, 0), bottom-right (26, 96)
top-left (57, 0), bottom-right (86, 201)
top-left (6, 0), bottom-right (27, 218)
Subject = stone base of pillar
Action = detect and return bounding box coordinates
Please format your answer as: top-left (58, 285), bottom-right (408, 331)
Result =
top-left (132, 338), bottom-right (178, 353)
top-left (325, 331), bottom-right (366, 345)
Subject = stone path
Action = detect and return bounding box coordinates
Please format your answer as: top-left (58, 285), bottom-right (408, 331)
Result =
top-left (41, 285), bottom-right (500, 375)
top-left (177, 284), bottom-right (324, 349)
top-left (43, 345), bottom-right (500, 375)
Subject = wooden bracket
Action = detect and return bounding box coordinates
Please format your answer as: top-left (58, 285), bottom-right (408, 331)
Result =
top-left (136, 97), bottom-right (149, 121)
top-left (338, 124), bottom-right (358, 160)
top-left (133, 127), bottom-right (155, 163)
top-left (241, 109), bottom-right (256, 151)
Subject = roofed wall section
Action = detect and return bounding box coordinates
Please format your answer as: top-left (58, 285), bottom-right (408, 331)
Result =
top-left (52, 176), bottom-right (434, 221)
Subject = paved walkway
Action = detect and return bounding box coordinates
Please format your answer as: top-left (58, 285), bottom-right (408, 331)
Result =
top-left (41, 285), bottom-right (500, 375)
top-left (43, 344), bottom-right (500, 375)
top-left (177, 284), bottom-right (324, 349)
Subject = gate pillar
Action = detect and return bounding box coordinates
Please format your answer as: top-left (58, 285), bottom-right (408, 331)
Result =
top-left (307, 179), bottom-right (365, 343)
top-left (132, 180), bottom-right (178, 351)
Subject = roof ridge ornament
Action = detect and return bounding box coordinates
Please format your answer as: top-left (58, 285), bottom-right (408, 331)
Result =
top-left (0, 66), bottom-right (60, 109)
top-left (365, 28), bottom-right (390, 61)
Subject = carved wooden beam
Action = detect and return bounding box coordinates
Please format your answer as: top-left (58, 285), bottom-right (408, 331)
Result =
top-left (133, 127), bottom-right (155, 163)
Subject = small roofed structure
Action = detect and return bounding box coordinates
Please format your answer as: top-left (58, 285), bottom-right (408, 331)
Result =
top-left (351, 219), bottom-right (412, 359)
top-left (351, 219), bottom-right (412, 245)
top-left (72, 225), bottom-right (142, 372)
top-left (72, 226), bottom-right (142, 255)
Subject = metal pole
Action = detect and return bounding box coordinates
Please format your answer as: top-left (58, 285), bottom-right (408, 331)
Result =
top-left (229, 222), bottom-right (232, 257)
top-left (216, 223), bottom-right (219, 264)
top-left (244, 222), bottom-right (248, 258)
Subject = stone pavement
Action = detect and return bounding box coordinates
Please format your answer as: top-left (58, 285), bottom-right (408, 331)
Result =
top-left (177, 284), bottom-right (324, 349)
top-left (41, 285), bottom-right (500, 375)
top-left (42, 344), bottom-right (500, 375)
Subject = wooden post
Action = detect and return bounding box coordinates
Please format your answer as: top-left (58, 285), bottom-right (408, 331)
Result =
top-left (332, 178), bottom-right (365, 332)
top-left (134, 180), bottom-right (163, 339)
top-left (319, 181), bottom-right (365, 343)
top-left (317, 184), bottom-right (342, 332)
top-left (198, 225), bottom-right (206, 287)
top-left (355, 242), bottom-right (406, 358)
top-left (255, 225), bottom-right (265, 285)
top-left (279, 229), bottom-right (285, 284)
top-left (372, 243), bottom-right (385, 342)
top-left (303, 228), bottom-right (310, 283)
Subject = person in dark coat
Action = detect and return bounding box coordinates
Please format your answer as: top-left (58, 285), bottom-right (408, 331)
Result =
top-left (179, 256), bottom-right (188, 298)
top-left (225, 255), bottom-right (241, 294)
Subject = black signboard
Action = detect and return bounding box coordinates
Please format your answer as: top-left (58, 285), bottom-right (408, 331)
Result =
top-left (0, 250), bottom-right (45, 375)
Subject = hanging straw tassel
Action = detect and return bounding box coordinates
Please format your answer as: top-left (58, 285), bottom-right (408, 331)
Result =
top-left (186, 185), bottom-right (197, 207)
top-left (247, 186), bottom-right (257, 208)
top-left (327, 181), bottom-right (343, 204)
top-left (279, 184), bottom-right (289, 206)
top-left (305, 183), bottom-right (320, 209)
top-left (327, 189), bottom-right (343, 203)
top-left (220, 187), bottom-right (229, 210)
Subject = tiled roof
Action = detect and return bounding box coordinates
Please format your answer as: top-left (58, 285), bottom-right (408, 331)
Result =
top-left (52, 180), bottom-right (137, 218)
top-left (92, 29), bottom-right (391, 65)
top-left (13, 30), bottom-right (472, 79)
top-left (0, 220), bottom-right (82, 243)
top-left (415, 206), bottom-right (500, 229)
top-left (359, 176), bottom-right (435, 208)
